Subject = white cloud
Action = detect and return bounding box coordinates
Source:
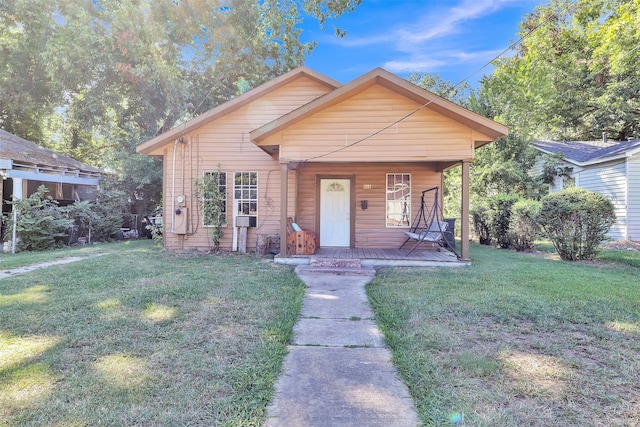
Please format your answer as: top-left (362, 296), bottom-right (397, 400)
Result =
top-left (384, 48), bottom-right (504, 74)
top-left (384, 58), bottom-right (448, 73)
top-left (329, 0), bottom-right (521, 48)
top-left (397, 0), bottom-right (519, 44)
top-left (379, 0), bottom-right (526, 76)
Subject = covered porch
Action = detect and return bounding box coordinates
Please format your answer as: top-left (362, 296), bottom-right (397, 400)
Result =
top-left (249, 69), bottom-right (507, 263)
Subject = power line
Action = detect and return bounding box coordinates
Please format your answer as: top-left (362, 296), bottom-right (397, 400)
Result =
top-left (303, 0), bottom-right (577, 161)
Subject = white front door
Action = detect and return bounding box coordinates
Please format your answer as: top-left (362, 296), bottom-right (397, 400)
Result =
top-left (320, 179), bottom-right (351, 247)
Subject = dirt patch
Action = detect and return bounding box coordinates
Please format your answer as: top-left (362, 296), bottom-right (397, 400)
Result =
top-left (600, 240), bottom-right (640, 251)
top-left (426, 316), bottom-right (640, 426)
top-left (0, 253), bottom-right (110, 279)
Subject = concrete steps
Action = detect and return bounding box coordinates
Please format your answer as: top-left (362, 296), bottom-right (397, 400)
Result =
top-left (295, 258), bottom-right (376, 276)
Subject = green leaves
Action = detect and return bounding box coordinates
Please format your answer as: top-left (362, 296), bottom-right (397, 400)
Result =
top-left (484, 0), bottom-right (640, 142)
top-left (538, 187), bottom-right (616, 260)
top-left (1, 0), bottom-right (363, 218)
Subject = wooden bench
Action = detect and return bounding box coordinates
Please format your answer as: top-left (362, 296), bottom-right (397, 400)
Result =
top-left (286, 218), bottom-right (318, 255)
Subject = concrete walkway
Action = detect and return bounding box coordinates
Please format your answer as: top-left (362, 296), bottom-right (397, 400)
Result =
top-left (264, 266), bottom-right (418, 427)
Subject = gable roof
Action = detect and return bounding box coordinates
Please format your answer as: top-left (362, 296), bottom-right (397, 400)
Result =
top-left (0, 129), bottom-right (101, 173)
top-left (136, 66), bottom-right (341, 154)
top-left (250, 67), bottom-right (508, 149)
top-left (533, 138), bottom-right (640, 166)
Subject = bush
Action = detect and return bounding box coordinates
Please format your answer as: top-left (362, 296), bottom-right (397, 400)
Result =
top-left (3, 180), bottom-right (130, 251)
top-left (88, 200), bottom-right (125, 241)
top-left (5, 186), bottom-right (74, 251)
top-left (538, 187), bottom-right (615, 261)
top-left (472, 206), bottom-right (492, 245)
top-left (489, 194), bottom-right (521, 248)
top-left (509, 199), bottom-right (542, 251)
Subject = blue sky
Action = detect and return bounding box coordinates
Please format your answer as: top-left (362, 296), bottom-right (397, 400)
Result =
top-left (301, 0), bottom-right (543, 87)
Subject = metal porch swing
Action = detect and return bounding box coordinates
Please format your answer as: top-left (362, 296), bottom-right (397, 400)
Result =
top-left (399, 186), bottom-right (459, 258)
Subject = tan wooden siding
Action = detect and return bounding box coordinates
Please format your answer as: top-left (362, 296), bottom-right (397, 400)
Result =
top-left (295, 162), bottom-right (442, 248)
top-left (161, 76), bottom-right (333, 251)
top-left (261, 84), bottom-right (478, 162)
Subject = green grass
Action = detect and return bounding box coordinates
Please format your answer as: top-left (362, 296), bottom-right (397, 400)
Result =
top-left (0, 242), bottom-right (115, 270)
top-left (533, 239), bottom-right (640, 267)
top-left (368, 243), bottom-right (640, 426)
top-left (597, 248), bottom-right (640, 268)
top-left (0, 240), bottom-right (305, 426)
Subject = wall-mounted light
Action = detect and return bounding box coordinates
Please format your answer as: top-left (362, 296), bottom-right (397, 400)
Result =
top-left (361, 200), bottom-right (368, 210)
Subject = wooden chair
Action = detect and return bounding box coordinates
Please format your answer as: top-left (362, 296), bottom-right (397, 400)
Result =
top-left (286, 218), bottom-right (318, 255)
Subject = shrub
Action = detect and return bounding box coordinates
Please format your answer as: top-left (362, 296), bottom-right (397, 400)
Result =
top-left (509, 199), bottom-right (542, 251)
top-left (489, 194), bottom-right (521, 248)
top-left (5, 186), bottom-right (74, 251)
top-left (88, 200), bottom-right (126, 241)
top-left (472, 206), bottom-right (492, 245)
top-left (538, 187), bottom-right (615, 261)
top-left (90, 176), bottom-right (131, 241)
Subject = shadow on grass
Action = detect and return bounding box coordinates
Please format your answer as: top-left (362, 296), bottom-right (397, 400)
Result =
top-left (0, 241), bottom-right (305, 426)
top-left (368, 243), bottom-right (640, 426)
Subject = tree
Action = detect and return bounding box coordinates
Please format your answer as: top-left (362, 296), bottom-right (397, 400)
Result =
top-left (467, 0), bottom-right (639, 207)
top-left (407, 72), bottom-right (472, 107)
top-left (0, 0), bottom-right (362, 214)
top-left (485, 0), bottom-right (639, 142)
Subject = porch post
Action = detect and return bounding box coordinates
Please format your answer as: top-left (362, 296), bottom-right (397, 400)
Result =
top-left (461, 160), bottom-right (470, 261)
top-left (280, 160), bottom-right (289, 257)
top-left (11, 177), bottom-right (24, 255)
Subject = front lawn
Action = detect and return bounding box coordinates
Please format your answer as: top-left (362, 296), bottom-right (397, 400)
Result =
top-left (0, 240), bottom-right (305, 426)
top-left (368, 243), bottom-right (640, 426)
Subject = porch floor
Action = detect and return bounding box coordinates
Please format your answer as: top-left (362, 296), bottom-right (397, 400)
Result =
top-left (275, 246), bottom-right (466, 268)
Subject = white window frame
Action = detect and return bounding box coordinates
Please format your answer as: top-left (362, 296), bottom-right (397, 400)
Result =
top-left (386, 173), bottom-right (411, 228)
top-left (233, 172), bottom-right (258, 227)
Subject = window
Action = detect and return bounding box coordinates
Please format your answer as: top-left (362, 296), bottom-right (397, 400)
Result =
top-left (202, 171), bottom-right (227, 227)
top-left (234, 172), bottom-right (258, 227)
top-left (386, 173), bottom-right (411, 227)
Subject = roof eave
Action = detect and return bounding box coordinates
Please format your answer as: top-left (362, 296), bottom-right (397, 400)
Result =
top-left (533, 144), bottom-right (630, 167)
top-left (136, 66), bottom-right (341, 155)
top-left (251, 67), bottom-right (508, 145)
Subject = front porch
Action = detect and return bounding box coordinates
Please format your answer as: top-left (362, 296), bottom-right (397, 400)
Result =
top-left (275, 246), bottom-right (467, 268)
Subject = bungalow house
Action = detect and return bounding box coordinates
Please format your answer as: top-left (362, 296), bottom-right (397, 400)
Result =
top-left (532, 137), bottom-right (640, 241)
top-left (136, 67), bottom-right (508, 262)
top-left (0, 129), bottom-right (102, 248)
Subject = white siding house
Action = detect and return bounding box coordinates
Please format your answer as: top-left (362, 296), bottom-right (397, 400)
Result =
top-left (629, 155), bottom-right (640, 241)
top-left (533, 138), bottom-right (640, 241)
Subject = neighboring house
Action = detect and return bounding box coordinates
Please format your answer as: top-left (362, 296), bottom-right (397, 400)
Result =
top-left (0, 128), bottom-right (102, 224)
top-left (137, 67), bottom-right (508, 260)
top-left (532, 137), bottom-right (640, 241)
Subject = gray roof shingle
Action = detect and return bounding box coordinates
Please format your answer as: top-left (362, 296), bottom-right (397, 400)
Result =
top-left (0, 129), bottom-right (101, 173)
top-left (532, 138), bottom-right (640, 164)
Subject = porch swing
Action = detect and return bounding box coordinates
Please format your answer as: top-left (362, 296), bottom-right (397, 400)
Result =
top-left (399, 186), bottom-right (459, 257)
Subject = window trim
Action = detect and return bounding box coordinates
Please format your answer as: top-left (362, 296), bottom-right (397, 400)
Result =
top-left (385, 173), bottom-right (411, 228)
top-left (233, 171), bottom-right (258, 227)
